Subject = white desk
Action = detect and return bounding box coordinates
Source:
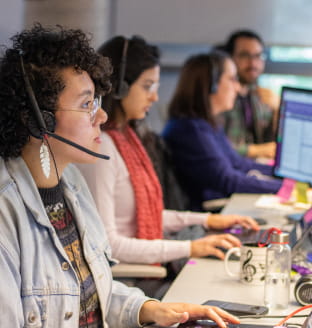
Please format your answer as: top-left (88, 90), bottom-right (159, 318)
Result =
top-left (162, 258), bottom-right (308, 326)
top-left (221, 193), bottom-right (303, 225)
top-left (161, 194), bottom-right (310, 326)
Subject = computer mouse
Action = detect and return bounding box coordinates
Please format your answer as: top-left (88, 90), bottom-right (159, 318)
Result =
top-left (253, 217), bottom-right (267, 225)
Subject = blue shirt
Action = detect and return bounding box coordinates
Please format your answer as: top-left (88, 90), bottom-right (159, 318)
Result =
top-left (163, 118), bottom-right (282, 210)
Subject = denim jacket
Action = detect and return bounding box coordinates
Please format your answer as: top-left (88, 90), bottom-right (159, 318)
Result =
top-left (0, 157), bottom-right (150, 327)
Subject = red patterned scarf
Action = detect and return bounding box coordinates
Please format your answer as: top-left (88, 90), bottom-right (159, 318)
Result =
top-left (106, 125), bottom-right (163, 240)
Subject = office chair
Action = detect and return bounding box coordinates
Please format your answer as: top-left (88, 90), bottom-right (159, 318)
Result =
top-left (111, 263), bottom-right (167, 280)
top-left (202, 198), bottom-right (230, 213)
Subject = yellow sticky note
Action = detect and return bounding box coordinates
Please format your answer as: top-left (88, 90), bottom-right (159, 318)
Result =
top-left (296, 181), bottom-right (309, 204)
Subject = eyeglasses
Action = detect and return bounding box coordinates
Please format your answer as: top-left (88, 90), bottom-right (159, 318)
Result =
top-left (235, 52), bottom-right (267, 61)
top-left (140, 81), bottom-right (160, 94)
top-left (57, 96), bottom-right (102, 124)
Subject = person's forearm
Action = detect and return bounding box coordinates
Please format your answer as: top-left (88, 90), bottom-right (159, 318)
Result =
top-left (163, 209), bottom-right (208, 232)
top-left (110, 234), bottom-right (191, 264)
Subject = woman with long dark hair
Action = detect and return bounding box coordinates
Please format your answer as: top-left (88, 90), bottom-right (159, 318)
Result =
top-left (78, 36), bottom-right (258, 269)
top-left (163, 52), bottom-right (282, 211)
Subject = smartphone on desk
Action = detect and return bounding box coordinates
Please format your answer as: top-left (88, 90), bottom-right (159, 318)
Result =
top-left (202, 300), bottom-right (268, 316)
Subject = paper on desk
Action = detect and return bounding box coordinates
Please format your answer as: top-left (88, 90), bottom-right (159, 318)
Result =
top-left (255, 195), bottom-right (311, 212)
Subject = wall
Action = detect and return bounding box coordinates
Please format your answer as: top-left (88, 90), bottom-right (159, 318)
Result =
top-left (114, 0), bottom-right (312, 46)
top-left (0, 0), bottom-right (112, 49)
top-left (0, 0), bottom-right (24, 47)
top-left (114, 0), bottom-right (312, 133)
top-left (24, 0), bottom-right (111, 48)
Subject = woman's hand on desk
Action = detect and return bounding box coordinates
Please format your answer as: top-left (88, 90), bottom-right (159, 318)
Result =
top-left (207, 214), bottom-right (259, 231)
top-left (139, 301), bottom-right (240, 328)
top-left (190, 234), bottom-right (241, 259)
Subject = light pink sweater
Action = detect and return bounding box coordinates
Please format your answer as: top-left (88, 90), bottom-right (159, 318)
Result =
top-left (77, 132), bottom-right (209, 264)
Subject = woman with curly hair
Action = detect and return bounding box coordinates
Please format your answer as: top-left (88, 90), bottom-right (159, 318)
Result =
top-left (0, 24), bottom-right (240, 328)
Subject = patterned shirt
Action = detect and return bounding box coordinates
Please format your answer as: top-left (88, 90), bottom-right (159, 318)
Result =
top-left (38, 183), bottom-right (103, 328)
top-left (219, 86), bottom-right (277, 156)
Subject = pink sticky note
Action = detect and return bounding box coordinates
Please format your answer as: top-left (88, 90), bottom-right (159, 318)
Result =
top-left (277, 178), bottom-right (296, 202)
top-left (187, 260), bottom-right (197, 265)
top-left (304, 207), bottom-right (312, 223)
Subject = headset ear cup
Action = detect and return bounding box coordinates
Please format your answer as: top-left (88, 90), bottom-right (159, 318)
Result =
top-left (27, 111), bottom-right (56, 139)
top-left (210, 82), bottom-right (218, 94)
top-left (27, 115), bottom-right (40, 139)
top-left (113, 81), bottom-right (129, 100)
top-left (43, 111), bottom-right (56, 132)
top-left (209, 63), bottom-right (218, 94)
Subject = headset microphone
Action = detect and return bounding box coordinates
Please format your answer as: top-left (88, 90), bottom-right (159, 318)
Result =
top-left (46, 131), bottom-right (110, 160)
top-left (20, 55), bottom-right (110, 160)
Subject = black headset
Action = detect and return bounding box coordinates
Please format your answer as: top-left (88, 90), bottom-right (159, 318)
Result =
top-left (208, 56), bottom-right (219, 94)
top-left (19, 55), bottom-right (109, 160)
top-left (113, 38), bottom-right (129, 100)
top-left (20, 55), bottom-right (56, 139)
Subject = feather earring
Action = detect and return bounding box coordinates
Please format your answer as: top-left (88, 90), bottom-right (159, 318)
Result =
top-left (40, 141), bottom-right (50, 178)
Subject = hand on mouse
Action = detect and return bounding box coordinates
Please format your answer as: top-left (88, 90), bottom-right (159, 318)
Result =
top-left (206, 214), bottom-right (260, 231)
top-left (190, 233), bottom-right (241, 259)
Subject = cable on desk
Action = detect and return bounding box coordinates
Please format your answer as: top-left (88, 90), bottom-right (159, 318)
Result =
top-left (275, 304), bottom-right (312, 327)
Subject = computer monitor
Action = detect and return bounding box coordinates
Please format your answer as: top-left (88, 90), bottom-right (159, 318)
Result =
top-left (274, 86), bottom-right (312, 184)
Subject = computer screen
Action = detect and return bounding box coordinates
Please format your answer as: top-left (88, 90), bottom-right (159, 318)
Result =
top-left (274, 86), bottom-right (312, 184)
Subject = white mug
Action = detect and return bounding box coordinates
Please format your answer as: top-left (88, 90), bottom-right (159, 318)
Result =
top-left (224, 243), bottom-right (267, 285)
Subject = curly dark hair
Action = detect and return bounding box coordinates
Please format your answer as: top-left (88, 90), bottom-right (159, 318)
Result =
top-left (97, 35), bottom-right (160, 128)
top-left (0, 23), bottom-right (112, 159)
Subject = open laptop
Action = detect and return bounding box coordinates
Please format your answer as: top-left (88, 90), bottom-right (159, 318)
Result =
top-left (222, 206), bottom-right (312, 272)
top-left (224, 205), bottom-right (312, 247)
top-left (225, 86), bottom-right (312, 246)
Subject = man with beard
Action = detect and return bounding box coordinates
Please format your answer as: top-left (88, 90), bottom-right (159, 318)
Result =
top-left (220, 30), bottom-right (279, 160)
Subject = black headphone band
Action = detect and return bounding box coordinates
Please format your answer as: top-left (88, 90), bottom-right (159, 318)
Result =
top-left (20, 55), bottom-right (49, 136)
top-left (115, 38), bottom-right (129, 97)
top-left (209, 55), bottom-right (219, 94)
